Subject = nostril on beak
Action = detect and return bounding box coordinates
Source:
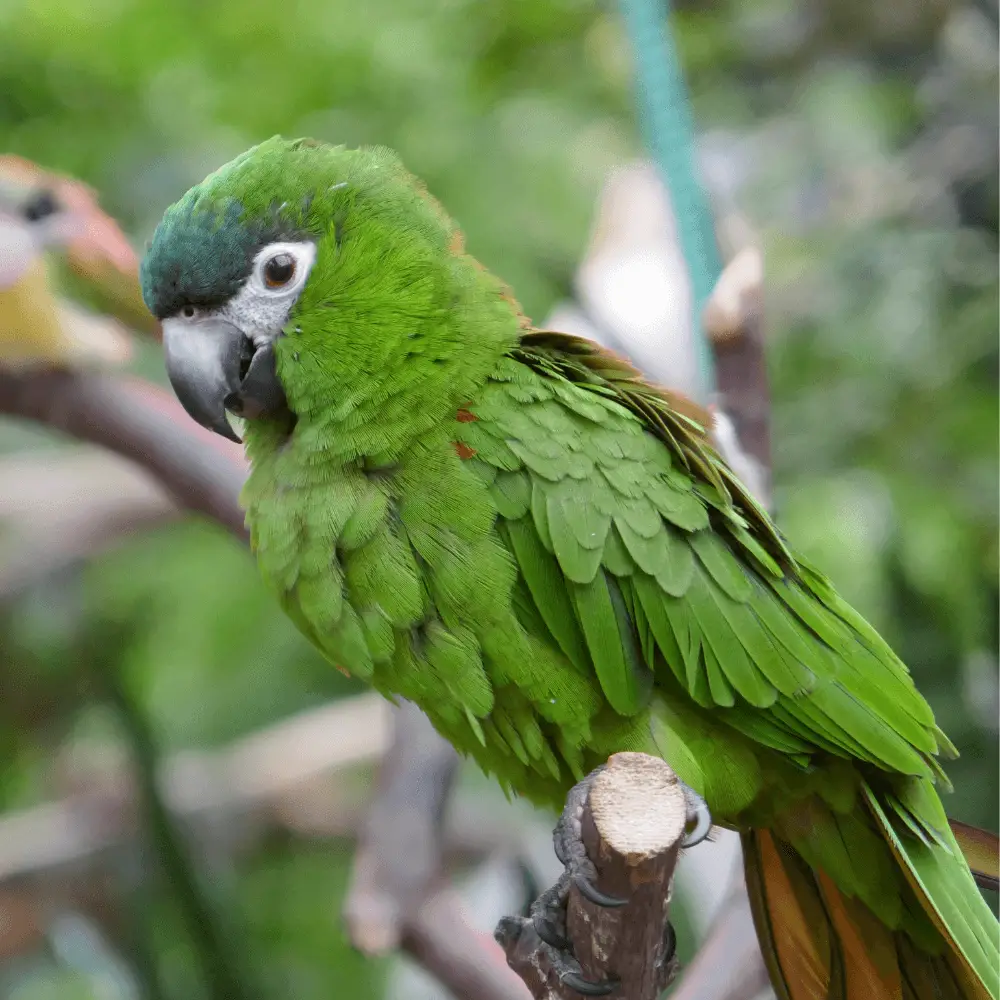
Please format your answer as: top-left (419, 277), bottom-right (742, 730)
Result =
top-left (224, 392), bottom-right (246, 416)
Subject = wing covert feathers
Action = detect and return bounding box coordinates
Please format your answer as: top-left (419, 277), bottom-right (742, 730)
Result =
top-left (459, 331), bottom-right (954, 781)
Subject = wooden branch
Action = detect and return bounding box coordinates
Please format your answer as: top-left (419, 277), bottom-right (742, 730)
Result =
top-left (0, 369), bottom-right (248, 539)
top-left (345, 700), bottom-right (459, 955)
top-left (0, 451), bottom-right (177, 601)
top-left (0, 693), bottom-right (389, 884)
top-left (0, 692), bottom-right (541, 971)
top-left (703, 246), bottom-right (770, 504)
top-left (499, 753), bottom-right (686, 1000)
top-left (345, 701), bottom-right (530, 1000)
top-left (404, 890), bottom-right (531, 1000)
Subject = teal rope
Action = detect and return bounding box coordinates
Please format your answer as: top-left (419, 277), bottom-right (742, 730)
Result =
top-left (617, 0), bottom-right (721, 397)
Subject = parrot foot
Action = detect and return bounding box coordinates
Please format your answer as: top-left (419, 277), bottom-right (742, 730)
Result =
top-left (551, 765), bottom-right (628, 909)
top-left (526, 767), bottom-right (621, 996)
top-left (527, 870), bottom-right (677, 996)
top-left (505, 765), bottom-right (692, 998)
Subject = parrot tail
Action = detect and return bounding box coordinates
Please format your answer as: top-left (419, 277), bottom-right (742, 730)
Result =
top-left (949, 819), bottom-right (1000, 893)
top-left (742, 796), bottom-right (1000, 1000)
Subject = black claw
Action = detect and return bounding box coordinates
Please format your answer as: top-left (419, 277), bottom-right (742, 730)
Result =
top-left (572, 871), bottom-right (628, 908)
top-left (659, 921), bottom-right (677, 967)
top-left (680, 800), bottom-right (712, 848)
top-left (560, 971), bottom-right (618, 996)
top-left (534, 916), bottom-right (570, 951)
top-left (678, 781), bottom-right (713, 849)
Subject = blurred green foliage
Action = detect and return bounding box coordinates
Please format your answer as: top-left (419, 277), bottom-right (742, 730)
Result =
top-left (0, 0), bottom-right (996, 995)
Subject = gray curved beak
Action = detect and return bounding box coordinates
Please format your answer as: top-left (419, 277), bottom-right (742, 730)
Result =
top-left (162, 317), bottom-right (288, 443)
top-left (163, 316), bottom-right (245, 441)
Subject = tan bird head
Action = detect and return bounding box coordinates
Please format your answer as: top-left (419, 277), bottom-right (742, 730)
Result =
top-left (0, 160), bottom-right (133, 370)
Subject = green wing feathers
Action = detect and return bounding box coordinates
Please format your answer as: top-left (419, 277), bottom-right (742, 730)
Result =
top-left (459, 332), bottom-right (953, 782)
top-left (456, 331), bottom-right (998, 1000)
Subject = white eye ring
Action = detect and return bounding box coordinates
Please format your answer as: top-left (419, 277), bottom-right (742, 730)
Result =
top-left (251, 241), bottom-right (316, 297)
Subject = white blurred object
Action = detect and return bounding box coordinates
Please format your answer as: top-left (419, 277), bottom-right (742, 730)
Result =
top-left (548, 161), bottom-right (700, 395)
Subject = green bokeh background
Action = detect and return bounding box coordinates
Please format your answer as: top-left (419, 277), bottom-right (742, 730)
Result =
top-left (0, 0), bottom-right (996, 995)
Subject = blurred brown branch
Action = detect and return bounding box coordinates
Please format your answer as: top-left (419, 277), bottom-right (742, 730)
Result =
top-left (346, 701), bottom-right (460, 956)
top-left (0, 369), bottom-right (248, 538)
top-left (704, 246), bottom-right (770, 503)
top-left (345, 702), bottom-right (530, 1000)
top-left (0, 451), bottom-right (177, 600)
top-left (0, 693), bottom-right (389, 882)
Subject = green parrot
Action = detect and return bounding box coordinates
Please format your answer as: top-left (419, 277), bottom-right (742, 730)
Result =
top-left (140, 137), bottom-right (999, 1000)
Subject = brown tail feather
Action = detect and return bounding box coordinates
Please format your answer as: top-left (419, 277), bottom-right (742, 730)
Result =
top-left (742, 829), bottom-right (974, 1000)
top-left (949, 820), bottom-right (1000, 893)
top-left (742, 829), bottom-right (837, 1000)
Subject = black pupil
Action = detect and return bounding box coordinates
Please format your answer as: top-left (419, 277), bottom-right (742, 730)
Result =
top-left (265, 254), bottom-right (295, 286)
top-left (23, 190), bottom-right (58, 223)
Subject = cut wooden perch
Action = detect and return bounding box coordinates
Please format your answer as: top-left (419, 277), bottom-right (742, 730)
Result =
top-left (498, 753), bottom-right (687, 1000)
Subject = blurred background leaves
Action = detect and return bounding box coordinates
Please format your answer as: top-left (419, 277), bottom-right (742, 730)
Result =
top-left (0, 0), bottom-right (996, 995)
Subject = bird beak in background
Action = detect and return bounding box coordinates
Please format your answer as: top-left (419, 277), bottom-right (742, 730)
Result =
top-left (161, 317), bottom-right (287, 443)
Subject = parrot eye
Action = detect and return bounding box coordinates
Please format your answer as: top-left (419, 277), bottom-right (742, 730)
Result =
top-left (248, 241), bottom-right (316, 299)
top-left (263, 253), bottom-right (296, 288)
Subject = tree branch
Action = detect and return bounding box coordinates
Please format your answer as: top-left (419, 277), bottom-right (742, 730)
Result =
top-left (0, 369), bottom-right (247, 539)
top-left (0, 451), bottom-right (177, 601)
top-left (703, 246), bottom-right (770, 504)
top-left (345, 701), bottom-right (459, 955)
top-left (404, 890), bottom-right (531, 1000)
top-left (345, 701), bottom-right (530, 1000)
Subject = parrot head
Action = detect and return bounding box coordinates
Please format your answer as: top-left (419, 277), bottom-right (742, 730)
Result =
top-left (140, 136), bottom-right (504, 443)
